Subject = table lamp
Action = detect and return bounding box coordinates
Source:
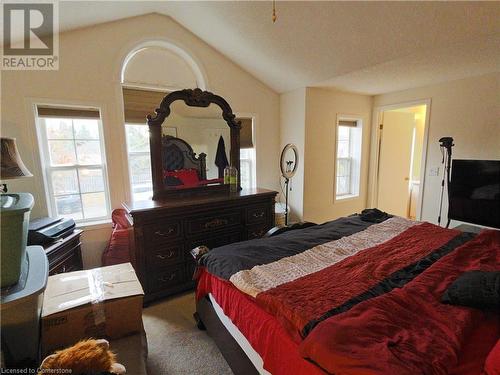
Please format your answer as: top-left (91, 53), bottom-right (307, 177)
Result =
top-left (0, 137), bottom-right (34, 287)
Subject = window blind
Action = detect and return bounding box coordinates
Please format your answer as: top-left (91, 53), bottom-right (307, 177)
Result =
top-left (122, 88), bottom-right (167, 124)
top-left (237, 118), bottom-right (254, 149)
top-left (37, 106), bottom-right (100, 119)
top-left (338, 120), bottom-right (358, 127)
top-left (122, 89), bottom-right (254, 148)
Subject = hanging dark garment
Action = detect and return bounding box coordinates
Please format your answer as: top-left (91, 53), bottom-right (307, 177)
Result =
top-left (215, 135), bottom-right (229, 178)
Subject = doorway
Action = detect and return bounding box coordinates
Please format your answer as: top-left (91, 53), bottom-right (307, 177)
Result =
top-left (375, 102), bottom-right (429, 219)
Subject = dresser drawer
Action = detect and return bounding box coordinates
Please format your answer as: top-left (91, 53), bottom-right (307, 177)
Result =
top-left (148, 266), bottom-right (186, 293)
top-left (247, 224), bottom-right (270, 240)
top-left (186, 211), bottom-right (241, 234)
top-left (49, 252), bottom-right (82, 275)
top-left (247, 205), bottom-right (270, 225)
top-left (144, 222), bottom-right (182, 244)
top-left (47, 238), bottom-right (81, 266)
top-left (146, 242), bottom-right (184, 269)
top-left (188, 231), bottom-right (242, 250)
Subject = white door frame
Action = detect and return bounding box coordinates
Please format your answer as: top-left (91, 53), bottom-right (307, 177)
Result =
top-left (368, 99), bottom-right (432, 220)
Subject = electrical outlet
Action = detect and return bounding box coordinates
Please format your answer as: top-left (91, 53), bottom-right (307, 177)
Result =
top-left (429, 167), bottom-right (440, 176)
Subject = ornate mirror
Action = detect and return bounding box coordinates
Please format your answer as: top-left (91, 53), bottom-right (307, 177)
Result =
top-left (147, 89), bottom-right (241, 199)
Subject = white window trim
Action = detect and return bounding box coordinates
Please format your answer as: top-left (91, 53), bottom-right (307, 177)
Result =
top-left (35, 108), bottom-right (112, 224)
top-left (334, 115), bottom-right (363, 202)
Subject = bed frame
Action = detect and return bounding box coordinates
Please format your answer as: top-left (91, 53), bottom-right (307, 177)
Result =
top-left (162, 135), bottom-right (207, 180)
top-left (195, 297), bottom-right (260, 375)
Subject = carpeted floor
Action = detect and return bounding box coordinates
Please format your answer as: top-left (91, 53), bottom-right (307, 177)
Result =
top-left (143, 292), bottom-right (233, 375)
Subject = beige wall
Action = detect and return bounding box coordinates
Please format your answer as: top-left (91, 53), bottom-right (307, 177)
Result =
top-left (279, 88), bottom-right (306, 221)
top-left (1, 14), bottom-right (280, 268)
top-left (303, 88), bottom-right (373, 223)
top-left (372, 72), bottom-right (500, 225)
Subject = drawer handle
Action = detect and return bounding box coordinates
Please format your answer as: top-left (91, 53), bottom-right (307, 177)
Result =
top-left (159, 273), bottom-right (176, 283)
top-left (204, 218), bottom-right (229, 229)
top-left (252, 211), bottom-right (265, 219)
top-left (155, 228), bottom-right (175, 237)
top-left (156, 250), bottom-right (176, 260)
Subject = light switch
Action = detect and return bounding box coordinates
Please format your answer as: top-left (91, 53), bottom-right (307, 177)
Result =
top-left (429, 167), bottom-right (440, 176)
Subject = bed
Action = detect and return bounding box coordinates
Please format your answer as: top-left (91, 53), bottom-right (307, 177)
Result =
top-left (194, 211), bottom-right (500, 375)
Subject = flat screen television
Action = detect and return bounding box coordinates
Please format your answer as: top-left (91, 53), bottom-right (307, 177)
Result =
top-left (448, 159), bottom-right (500, 228)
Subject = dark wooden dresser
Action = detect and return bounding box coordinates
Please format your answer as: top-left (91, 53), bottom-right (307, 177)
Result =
top-left (44, 229), bottom-right (83, 275)
top-left (123, 188), bottom-right (277, 303)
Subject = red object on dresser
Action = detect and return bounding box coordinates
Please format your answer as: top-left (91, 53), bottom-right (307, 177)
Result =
top-left (102, 209), bottom-right (133, 266)
top-left (165, 169), bottom-right (224, 188)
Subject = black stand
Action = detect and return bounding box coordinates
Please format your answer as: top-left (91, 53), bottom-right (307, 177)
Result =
top-left (284, 177), bottom-right (290, 226)
top-left (437, 137), bottom-right (454, 228)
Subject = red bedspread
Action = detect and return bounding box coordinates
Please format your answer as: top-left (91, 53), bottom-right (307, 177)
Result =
top-left (257, 223), bottom-right (461, 341)
top-left (299, 230), bottom-right (500, 375)
top-left (196, 268), bottom-right (326, 375)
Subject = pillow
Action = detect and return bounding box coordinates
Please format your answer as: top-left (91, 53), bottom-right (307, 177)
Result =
top-left (172, 169), bottom-right (200, 186)
top-left (165, 169), bottom-right (200, 187)
top-left (165, 175), bottom-right (183, 186)
top-left (441, 271), bottom-right (500, 309)
top-left (484, 340), bottom-right (500, 375)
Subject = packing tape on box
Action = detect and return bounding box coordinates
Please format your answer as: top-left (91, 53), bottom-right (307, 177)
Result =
top-left (88, 269), bottom-right (113, 327)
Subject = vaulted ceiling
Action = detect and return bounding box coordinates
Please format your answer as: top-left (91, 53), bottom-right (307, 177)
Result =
top-left (60, 1), bottom-right (500, 94)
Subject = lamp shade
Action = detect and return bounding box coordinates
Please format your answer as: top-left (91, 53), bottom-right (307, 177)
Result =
top-left (0, 137), bottom-right (33, 179)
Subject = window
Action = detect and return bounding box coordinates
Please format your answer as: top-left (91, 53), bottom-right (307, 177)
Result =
top-left (36, 107), bottom-right (111, 222)
top-left (335, 118), bottom-right (362, 199)
top-left (240, 148), bottom-right (256, 189)
top-left (238, 118), bottom-right (256, 190)
top-left (125, 124), bottom-right (152, 200)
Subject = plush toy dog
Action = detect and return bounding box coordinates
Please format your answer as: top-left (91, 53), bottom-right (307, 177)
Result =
top-left (39, 339), bottom-right (126, 375)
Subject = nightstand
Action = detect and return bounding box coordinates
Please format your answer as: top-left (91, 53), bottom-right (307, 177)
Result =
top-left (44, 229), bottom-right (83, 275)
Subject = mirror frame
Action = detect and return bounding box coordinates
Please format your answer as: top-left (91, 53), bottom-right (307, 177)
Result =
top-left (147, 88), bottom-right (241, 199)
top-left (280, 143), bottom-right (299, 179)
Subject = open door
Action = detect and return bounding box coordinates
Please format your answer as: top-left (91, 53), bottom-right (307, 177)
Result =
top-left (377, 111), bottom-right (415, 217)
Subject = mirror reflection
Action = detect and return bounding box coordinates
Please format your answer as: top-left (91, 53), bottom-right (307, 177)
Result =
top-left (161, 102), bottom-right (230, 189)
top-left (283, 148), bottom-right (297, 174)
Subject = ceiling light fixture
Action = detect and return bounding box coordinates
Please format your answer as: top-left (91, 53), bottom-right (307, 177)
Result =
top-left (272, 0), bottom-right (277, 23)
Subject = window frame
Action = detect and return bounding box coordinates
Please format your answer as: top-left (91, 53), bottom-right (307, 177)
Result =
top-left (334, 116), bottom-right (363, 201)
top-left (36, 108), bottom-right (112, 224)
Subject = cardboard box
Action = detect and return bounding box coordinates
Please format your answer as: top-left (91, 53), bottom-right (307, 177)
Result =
top-left (41, 263), bottom-right (144, 355)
